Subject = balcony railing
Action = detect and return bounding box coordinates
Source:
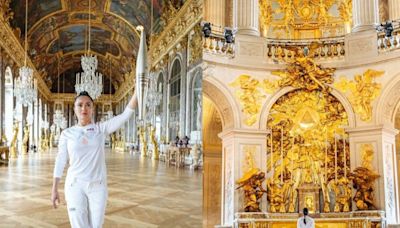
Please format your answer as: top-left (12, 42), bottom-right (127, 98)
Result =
top-left (265, 37), bottom-right (346, 62)
top-left (377, 26), bottom-right (400, 52)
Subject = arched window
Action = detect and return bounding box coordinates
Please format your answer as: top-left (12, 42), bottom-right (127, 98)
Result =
top-left (169, 59), bottom-right (181, 140)
top-left (191, 72), bottom-right (202, 131)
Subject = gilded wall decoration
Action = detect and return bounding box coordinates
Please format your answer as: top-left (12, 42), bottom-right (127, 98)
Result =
top-left (263, 0), bottom-right (352, 39)
top-left (259, 0), bottom-right (272, 37)
top-left (266, 89), bottom-right (349, 212)
top-left (189, 24), bottom-right (202, 65)
top-left (338, 0), bottom-right (352, 22)
top-left (334, 69), bottom-right (384, 122)
top-left (229, 75), bottom-right (266, 126)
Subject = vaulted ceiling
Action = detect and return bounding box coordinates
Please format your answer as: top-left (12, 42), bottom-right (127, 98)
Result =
top-left (10, 0), bottom-right (164, 94)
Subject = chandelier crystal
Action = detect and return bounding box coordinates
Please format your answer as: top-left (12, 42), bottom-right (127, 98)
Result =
top-left (146, 74), bottom-right (162, 125)
top-left (15, 66), bottom-right (37, 107)
top-left (74, 0), bottom-right (103, 100)
top-left (75, 54), bottom-right (103, 99)
top-left (14, 0), bottom-right (37, 107)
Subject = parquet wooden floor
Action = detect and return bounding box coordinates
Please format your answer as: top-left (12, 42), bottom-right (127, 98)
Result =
top-left (0, 149), bottom-right (202, 227)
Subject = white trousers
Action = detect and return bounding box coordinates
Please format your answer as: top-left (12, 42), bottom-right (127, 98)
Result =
top-left (65, 177), bottom-right (108, 228)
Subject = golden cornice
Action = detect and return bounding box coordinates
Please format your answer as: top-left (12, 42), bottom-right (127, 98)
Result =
top-left (149, 0), bottom-right (202, 67)
top-left (0, 19), bottom-right (51, 100)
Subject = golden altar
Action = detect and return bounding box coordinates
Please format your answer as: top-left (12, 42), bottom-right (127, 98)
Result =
top-left (235, 211), bottom-right (385, 228)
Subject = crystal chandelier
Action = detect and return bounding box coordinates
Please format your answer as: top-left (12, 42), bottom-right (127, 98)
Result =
top-left (75, 0), bottom-right (103, 99)
top-left (53, 109), bottom-right (64, 127)
top-left (14, 0), bottom-right (37, 107)
top-left (146, 74), bottom-right (162, 125)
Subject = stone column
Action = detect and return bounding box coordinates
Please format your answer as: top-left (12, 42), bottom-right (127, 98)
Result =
top-left (347, 125), bottom-right (400, 224)
top-left (388, 0), bottom-right (400, 20)
top-left (204, 0), bottom-right (226, 29)
top-left (219, 129), bottom-right (268, 226)
top-left (233, 0), bottom-right (259, 36)
top-left (352, 0), bottom-right (379, 32)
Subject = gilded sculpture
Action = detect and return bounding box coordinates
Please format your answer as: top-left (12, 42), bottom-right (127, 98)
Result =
top-left (229, 75), bottom-right (265, 126)
top-left (10, 122), bottom-right (19, 158)
top-left (236, 169), bottom-right (267, 212)
top-left (335, 69), bottom-right (384, 122)
top-left (349, 144), bottom-right (380, 210)
top-left (22, 124), bottom-right (29, 154)
top-left (149, 125), bottom-right (159, 160)
top-left (265, 44), bottom-right (335, 93)
top-left (237, 146), bottom-right (267, 212)
top-left (139, 126), bottom-right (147, 157)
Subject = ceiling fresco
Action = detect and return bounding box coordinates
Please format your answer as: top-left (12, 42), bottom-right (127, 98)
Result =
top-left (9, 0), bottom-right (164, 91)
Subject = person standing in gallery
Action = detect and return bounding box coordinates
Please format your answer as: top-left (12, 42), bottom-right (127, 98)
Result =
top-left (297, 208), bottom-right (315, 228)
top-left (51, 91), bottom-right (137, 227)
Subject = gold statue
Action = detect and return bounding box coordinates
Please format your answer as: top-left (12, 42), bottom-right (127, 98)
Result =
top-left (139, 126), bottom-right (147, 157)
top-left (266, 43), bottom-right (335, 92)
top-left (10, 122), bottom-right (19, 158)
top-left (334, 69), bottom-right (384, 122)
top-left (237, 169), bottom-right (267, 212)
top-left (349, 167), bottom-right (380, 210)
top-left (22, 124), bottom-right (29, 154)
top-left (150, 126), bottom-right (159, 160)
top-left (349, 144), bottom-right (380, 210)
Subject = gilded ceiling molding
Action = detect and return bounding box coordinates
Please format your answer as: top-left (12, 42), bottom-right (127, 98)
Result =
top-left (0, 19), bottom-right (51, 100)
top-left (149, 0), bottom-right (202, 68)
top-left (112, 71), bottom-right (135, 103)
top-left (0, 0), bottom-right (13, 25)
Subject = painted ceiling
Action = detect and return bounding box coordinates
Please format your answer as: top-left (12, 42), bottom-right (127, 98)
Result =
top-left (10, 0), bottom-right (164, 93)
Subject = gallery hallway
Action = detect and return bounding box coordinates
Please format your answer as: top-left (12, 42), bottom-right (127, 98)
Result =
top-left (0, 150), bottom-right (202, 227)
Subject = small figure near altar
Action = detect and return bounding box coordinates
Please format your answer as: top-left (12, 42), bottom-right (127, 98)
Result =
top-left (297, 208), bottom-right (315, 228)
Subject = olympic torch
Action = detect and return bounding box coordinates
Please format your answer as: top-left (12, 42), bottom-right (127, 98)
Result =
top-left (135, 26), bottom-right (149, 126)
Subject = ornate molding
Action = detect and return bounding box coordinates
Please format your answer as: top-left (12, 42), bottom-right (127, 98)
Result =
top-left (0, 0), bottom-right (13, 25)
top-left (113, 71), bottom-right (135, 102)
top-left (0, 19), bottom-right (51, 100)
top-left (149, 0), bottom-right (202, 68)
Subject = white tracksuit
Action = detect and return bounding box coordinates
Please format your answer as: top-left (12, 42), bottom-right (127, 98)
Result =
top-left (53, 107), bottom-right (134, 228)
